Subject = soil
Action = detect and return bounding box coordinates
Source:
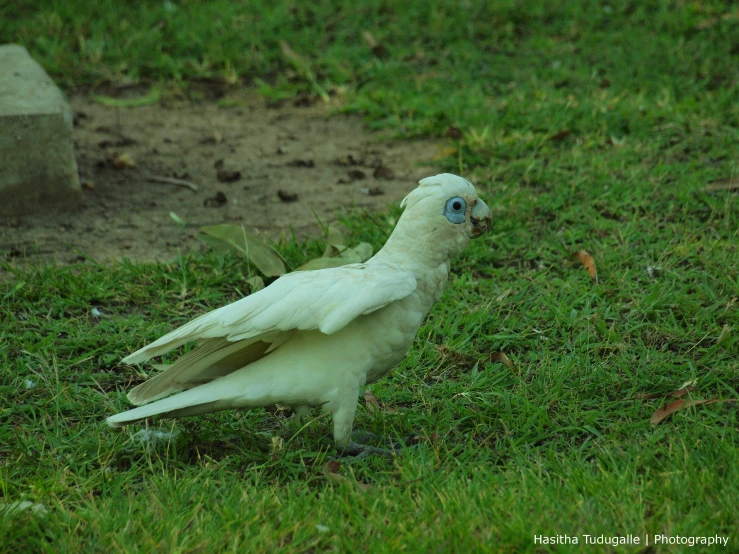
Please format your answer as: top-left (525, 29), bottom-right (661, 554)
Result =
top-left (1, 93), bottom-right (440, 265)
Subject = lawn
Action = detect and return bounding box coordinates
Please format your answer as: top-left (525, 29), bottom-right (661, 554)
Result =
top-left (2, 1), bottom-right (738, 552)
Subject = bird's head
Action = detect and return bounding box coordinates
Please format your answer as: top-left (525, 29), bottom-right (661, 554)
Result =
top-left (387, 173), bottom-right (492, 263)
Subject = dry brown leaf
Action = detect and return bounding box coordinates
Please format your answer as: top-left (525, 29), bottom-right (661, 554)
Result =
top-left (572, 250), bottom-right (598, 282)
top-left (650, 398), bottom-right (738, 426)
top-left (364, 389), bottom-right (381, 413)
top-left (705, 178), bottom-right (739, 192)
top-left (489, 351), bottom-right (516, 370)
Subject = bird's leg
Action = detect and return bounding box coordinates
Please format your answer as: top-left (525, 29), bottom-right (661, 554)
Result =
top-left (331, 385), bottom-right (403, 459)
top-left (294, 405), bottom-right (310, 420)
top-left (331, 394), bottom-right (359, 451)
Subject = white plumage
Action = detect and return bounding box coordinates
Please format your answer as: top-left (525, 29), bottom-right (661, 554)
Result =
top-left (107, 173), bottom-right (492, 452)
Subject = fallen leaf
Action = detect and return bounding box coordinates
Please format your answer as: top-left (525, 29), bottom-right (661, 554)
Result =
top-left (324, 225), bottom-right (345, 251)
top-left (489, 351), bottom-right (516, 370)
top-left (445, 127), bottom-right (462, 139)
top-left (277, 190), bottom-right (298, 202)
top-left (92, 87), bottom-right (161, 108)
top-left (705, 178), bottom-right (739, 192)
top-left (82, 181), bottom-right (95, 190)
top-left (246, 275), bottom-right (265, 292)
top-left (216, 169), bottom-right (241, 183)
top-left (549, 130), bottom-right (571, 141)
top-left (373, 165), bottom-right (394, 179)
top-left (203, 191), bottom-right (227, 207)
top-left (364, 389), bottom-right (381, 413)
top-left (296, 242), bottom-right (373, 271)
top-left (572, 250), bottom-right (598, 282)
top-left (200, 224), bottom-right (286, 276)
top-left (350, 242), bottom-right (373, 261)
top-left (650, 398), bottom-right (737, 426)
top-left (295, 226), bottom-right (373, 271)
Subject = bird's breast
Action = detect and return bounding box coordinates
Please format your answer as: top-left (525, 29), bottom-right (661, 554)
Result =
top-left (360, 262), bottom-right (450, 383)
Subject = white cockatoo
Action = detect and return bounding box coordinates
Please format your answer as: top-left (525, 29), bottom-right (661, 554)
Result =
top-left (107, 173), bottom-right (492, 455)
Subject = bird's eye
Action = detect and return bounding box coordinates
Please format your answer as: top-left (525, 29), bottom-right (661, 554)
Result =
top-left (443, 196), bottom-right (466, 224)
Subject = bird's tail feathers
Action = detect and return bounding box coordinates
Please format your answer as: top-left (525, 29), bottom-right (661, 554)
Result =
top-left (106, 374), bottom-right (267, 428)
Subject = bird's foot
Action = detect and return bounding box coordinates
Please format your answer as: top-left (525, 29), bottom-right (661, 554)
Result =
top-left (338, 430), bottom-right (407, 460)
top-left (341, 440), bottom-right (401, 460)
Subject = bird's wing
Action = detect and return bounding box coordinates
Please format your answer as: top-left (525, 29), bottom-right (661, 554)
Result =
top-left (121, 263), bottom-right (416, 405)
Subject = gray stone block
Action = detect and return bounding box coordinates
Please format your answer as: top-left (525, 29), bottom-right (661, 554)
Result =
top-left (0, 44), bottom-right (81, 217)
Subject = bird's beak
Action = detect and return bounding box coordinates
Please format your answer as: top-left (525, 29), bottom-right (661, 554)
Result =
top-left (470, 199), bottom-right (492, 238)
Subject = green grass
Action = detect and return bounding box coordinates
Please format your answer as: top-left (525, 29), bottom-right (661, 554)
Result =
top-left (2, 0), bottom-right (739, 552)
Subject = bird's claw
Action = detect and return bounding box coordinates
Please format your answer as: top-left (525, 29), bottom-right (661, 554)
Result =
top-left (338, 430), bottom-right (411, 460)
top-left (341, 440), bottom-right (401, 460)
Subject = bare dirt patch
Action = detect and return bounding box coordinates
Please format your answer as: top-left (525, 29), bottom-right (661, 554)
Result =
top-left (1, 94), bottom-right (440, 265)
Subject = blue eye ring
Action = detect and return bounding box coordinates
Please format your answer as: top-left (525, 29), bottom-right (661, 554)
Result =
top-left (444, 196), bottom-right (466, 224)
